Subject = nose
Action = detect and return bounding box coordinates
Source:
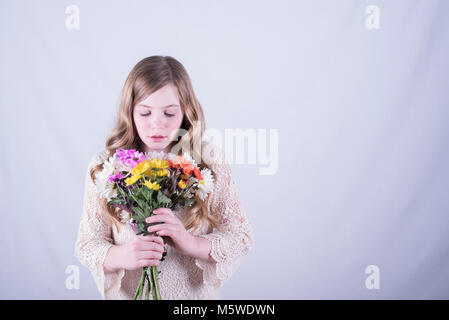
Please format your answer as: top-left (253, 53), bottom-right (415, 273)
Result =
top-left (148, 111), bottom-right (166, 128)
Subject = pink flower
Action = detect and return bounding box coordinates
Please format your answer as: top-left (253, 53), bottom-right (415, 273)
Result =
top-left (116, 149), bottom-right (146, 168)
top-left (108, 172), bottom-right (124, 183)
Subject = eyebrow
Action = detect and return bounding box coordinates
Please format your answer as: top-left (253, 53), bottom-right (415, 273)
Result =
top-left (136, 104), bottom-right (180, 108)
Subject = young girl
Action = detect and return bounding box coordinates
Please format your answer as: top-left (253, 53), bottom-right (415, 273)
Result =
top-left (74, 55), bottom-right (254, 300)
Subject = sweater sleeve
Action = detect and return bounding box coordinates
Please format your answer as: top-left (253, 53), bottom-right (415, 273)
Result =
top-left (194, 145), bottom-right (255, 288)
top-left (74, 152), bottom-right (125, 299)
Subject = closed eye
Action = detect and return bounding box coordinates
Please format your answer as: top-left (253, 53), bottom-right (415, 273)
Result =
top-left (140, 112), bottom-right (175, 117)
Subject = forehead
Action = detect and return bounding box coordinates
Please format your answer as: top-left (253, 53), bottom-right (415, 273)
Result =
top-left (137, 83), bottom-right (180, 108)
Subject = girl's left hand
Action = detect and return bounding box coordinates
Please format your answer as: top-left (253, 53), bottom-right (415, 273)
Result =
top-left (146, 208), bottom-right (197, 257)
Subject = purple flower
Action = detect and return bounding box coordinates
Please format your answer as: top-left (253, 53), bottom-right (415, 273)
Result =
top-left (116, 149), bottom-right (146, 168)
top-left (108, 172), bottom-right (124, 183)
top-left (130, 221), bottom-right (139, 233)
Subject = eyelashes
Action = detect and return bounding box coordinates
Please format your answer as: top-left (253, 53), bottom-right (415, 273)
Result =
top-left (140, 113), bottom-right (175, 117)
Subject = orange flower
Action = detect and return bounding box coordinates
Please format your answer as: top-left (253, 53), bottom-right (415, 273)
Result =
top-left (182, 165), bottom-right (193, 176)
top-left (168, 159), bottom-right (179, 169)
top-left (193, 166), bottom-right (203, 180)
top-left (169, 156), bottom-right (193, 175)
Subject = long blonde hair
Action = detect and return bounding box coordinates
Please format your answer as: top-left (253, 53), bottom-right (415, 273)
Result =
top-left (90, 55), bottom-right (220, 233)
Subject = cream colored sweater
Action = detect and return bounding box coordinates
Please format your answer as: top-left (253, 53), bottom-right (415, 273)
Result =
top-left (74, 145), bottom-right (254, 300)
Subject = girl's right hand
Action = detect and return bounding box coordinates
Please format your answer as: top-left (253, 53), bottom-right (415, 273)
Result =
top-left (116, 234), bottom-right (165, 271)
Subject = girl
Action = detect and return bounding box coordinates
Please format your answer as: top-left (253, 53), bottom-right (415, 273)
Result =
top-left (74, 55), bottom-right (254, 299)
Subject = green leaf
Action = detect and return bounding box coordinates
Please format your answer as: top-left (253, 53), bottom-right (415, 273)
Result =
top-left (107, 197), bottom-right (126, 206)
top-left (133, 206), bottom-right (146, 219)
top-left (135, 196), bottom-right (147, 209)
top-left (133, 216), bottom-right (147, 224)
top-left (142, 187), bottom-right (151, 202)
top-left (157, 191), bottom-right (172, 205)
top-left (147, 204), bottom-right (157, 217)
top-left (137, 223), bottom-right (146, 234)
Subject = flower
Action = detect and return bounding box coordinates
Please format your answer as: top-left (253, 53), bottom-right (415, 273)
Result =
top-left (95, 155), bottom-right (118, 200)
top-left (94, 148), bottom-right (216, 301)
top-left (144, 150), bottom-right (168, 161)
top-left (125, 174), bottom-right (141, 186)
top-left (178, 180), bottom-right (187, 189)
top-left (148, 158), bottom-right (170, 169)
top-left (131, 160), bottom-right (151, 175)
top-left (169, 155), bottom-right (193, 175)
top-left (195, 167), bottom-right (214, 200)
top-left (116, 149), bottom-right (146, 168)
top-left (108, 172), bottom-right (124, 183)
top-left (119, 210), bottom-right (131, 223)
top-left (193, 166), bottom-right (203, 180)
top-left (145, 168), bottom-right (170, 177)
top-left (144, 180), bottom-right (161, 191)
top-left (181, 152), bottom-right (198, 166)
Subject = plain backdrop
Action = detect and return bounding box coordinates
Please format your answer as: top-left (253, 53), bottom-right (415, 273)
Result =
top-left (1, 0), bottom-right (448, 299)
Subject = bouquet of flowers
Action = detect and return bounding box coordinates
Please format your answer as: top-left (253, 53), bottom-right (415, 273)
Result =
top-left (94, 149), bottom-right (214, 300)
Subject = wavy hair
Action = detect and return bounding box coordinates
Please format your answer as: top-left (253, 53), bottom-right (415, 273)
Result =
top-left (90, 56), bottom-right (220, 234)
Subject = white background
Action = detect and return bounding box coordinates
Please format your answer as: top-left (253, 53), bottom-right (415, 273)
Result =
top-left (1, 0), bottom-right (448, 299)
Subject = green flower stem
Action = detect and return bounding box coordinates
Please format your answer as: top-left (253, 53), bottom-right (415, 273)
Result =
top-left (151, 266), bottom-right (162, 300)
top-left (116, 184), bottom-right (128, 199)
top-left (145, 270), bottom-right (151, 300)
top-left (133, 267), bottom-right (146, 300)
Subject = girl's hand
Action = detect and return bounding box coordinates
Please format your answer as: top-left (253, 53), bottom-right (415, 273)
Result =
top-left (116, 234), bottom-right (165, 271)
top-left (146, 208), bottom-right (197, 257)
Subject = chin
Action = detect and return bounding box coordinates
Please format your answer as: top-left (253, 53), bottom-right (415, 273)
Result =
top-left (146, 142), bottom-right (169, 151)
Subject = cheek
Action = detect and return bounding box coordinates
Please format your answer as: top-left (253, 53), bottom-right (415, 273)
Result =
top-left (167, 114), bottom-right (184, 130)
top-left (133, 114), bottom-right (146, 131)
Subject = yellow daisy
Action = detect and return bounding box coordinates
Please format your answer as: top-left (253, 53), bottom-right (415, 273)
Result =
top-left (131, 160), bottom-right (151, 176)
top-left (155, 168), bottom-right (170, 177)
top-left (125, 174), bottom-right (141, 186)
top-left (148, 158), bottom-right (170, 169)
top-left (178, 180), bottom-right (187, 189)
top-left (144, 168), bottom-right (170, 178)
top-left (144, 180), bottom-right (161, 191)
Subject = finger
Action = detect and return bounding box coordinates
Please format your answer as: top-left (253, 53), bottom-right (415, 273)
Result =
top-left (138, 250), bottom-right (163, 260)
top-left (153, 208), bottom-right (174, 216)
top-left (146, 214), bottom-right (177, 225)
top-left (156, 227), bottom-right (178, 238)
top-left (138, 234), bottom-right (163, 243)
top-left (138, 241), bottom-right (165, 253)
top-left (147, 222), bottom-right (170, 233)
top-left (138, 235), bottom-right (165, 247)
top-left (148, 224), bottom-right (178, 234)
top-left (139, 259), bottom-right (160, 268)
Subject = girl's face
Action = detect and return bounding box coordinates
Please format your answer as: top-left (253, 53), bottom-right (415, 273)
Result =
top-left (133, 83), bottom-right (185, 153)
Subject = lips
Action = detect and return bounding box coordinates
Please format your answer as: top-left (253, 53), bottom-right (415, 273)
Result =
top-left (150, 135), bottom-right (167, 142)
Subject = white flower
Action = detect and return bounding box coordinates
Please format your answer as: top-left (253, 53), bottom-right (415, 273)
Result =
top-left (95, 155), bottom-right (118, 201)
top-left (165, 151), bottom-right (199, 167)
top-left (114, 156), bottom-right (132, 172)
top-left (119, 210), bottom-right (131, 224)
top-left (195, 167), bottom-right (214, 201)
top-left (181, 152), bottom-right (197, 166)
top-left (144, 150), bottom-right (169, 161)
